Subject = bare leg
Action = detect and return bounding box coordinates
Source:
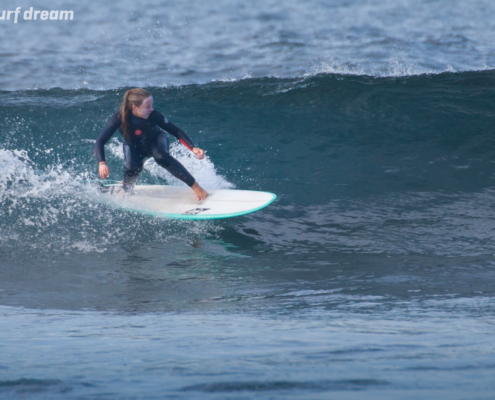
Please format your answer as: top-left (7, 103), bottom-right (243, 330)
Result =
top-left (191, 182), bottom-right (208, 201)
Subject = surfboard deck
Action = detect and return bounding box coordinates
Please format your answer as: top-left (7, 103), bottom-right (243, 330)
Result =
top-left (100, 184), bottom-right (277, 220)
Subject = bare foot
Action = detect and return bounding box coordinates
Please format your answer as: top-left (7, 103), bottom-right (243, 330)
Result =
top-left (114, 188), bottom-right (127, 198)
top-left (191, 182), bottom-right (208, 201)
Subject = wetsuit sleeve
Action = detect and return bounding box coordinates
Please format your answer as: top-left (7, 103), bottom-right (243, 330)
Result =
top-left (152, 110), bottom-right (196, 151)
top-left (94, 111), bottom-right (121, 162)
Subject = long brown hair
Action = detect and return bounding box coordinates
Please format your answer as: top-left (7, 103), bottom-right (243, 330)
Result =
top-left (120, 88), bottom-right (151, 139)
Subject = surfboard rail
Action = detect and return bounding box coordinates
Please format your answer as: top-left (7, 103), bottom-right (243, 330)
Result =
top-left (98, 184), bottom-right (277, 220)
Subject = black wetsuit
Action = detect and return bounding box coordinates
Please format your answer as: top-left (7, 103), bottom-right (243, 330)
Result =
top-left (94, 110), bottom-right (196, 190)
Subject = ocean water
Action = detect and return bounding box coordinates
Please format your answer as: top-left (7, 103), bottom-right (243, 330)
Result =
top-left (1, 1), bottom-right (495, 399)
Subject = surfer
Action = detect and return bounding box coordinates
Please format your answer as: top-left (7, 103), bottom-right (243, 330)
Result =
top-left (94, 88), bottom-right (208, 201)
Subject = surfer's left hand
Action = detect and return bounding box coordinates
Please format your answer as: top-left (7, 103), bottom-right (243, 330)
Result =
top-left (192, 147), bottom-right (205, 160)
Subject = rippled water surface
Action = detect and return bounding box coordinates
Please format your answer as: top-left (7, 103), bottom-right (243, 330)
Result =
top-left (2, 0), bottom-right (495, 89)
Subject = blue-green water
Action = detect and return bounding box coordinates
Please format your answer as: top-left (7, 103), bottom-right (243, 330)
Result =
top-left (2, 1), bottom-right (495, 399)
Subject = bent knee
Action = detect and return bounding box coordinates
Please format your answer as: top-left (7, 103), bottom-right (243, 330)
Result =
top-left (153, 153), bottom-right (173, 167)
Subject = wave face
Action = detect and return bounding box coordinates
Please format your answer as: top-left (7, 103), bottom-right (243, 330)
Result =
top-left (2, 70), bottom-right (495, 257)
top-left (2, 71), bottom-right (495, 399)
top-left (2, 0), bottom-right (495, 89)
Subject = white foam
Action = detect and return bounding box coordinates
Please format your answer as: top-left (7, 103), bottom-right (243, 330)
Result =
top-left (0, 147), bottom-right (222, 254)
top-left (106, 138), bottom-right (234, 189)
top-left (302, 60), bottom-right (492, 79)
top-left (0, 149), bottom-right (82, 200)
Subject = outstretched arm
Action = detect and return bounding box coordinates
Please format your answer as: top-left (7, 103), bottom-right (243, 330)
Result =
top-left (95, 111), bottom-right (121, 179)
top-left (152, 111), bottom-right (204, 159)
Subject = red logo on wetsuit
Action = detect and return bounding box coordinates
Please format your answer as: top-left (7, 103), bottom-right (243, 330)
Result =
top-left (135, 129), bottom-right (142, 136)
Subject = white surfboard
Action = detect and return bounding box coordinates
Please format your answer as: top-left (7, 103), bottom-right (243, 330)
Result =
top-left (101, 184), bottom-right (276, 220)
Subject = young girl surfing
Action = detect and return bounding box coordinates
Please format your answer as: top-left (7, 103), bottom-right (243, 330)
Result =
top-left (94, 88), bottom-right (208, 201)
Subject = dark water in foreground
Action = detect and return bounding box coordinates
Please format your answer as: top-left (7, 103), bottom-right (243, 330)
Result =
top-left (1, 71), bottom-right (495, 398)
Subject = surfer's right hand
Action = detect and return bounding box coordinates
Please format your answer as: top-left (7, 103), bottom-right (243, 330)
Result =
top-left (192, 147), bottom-right (205, 160)
top-left (99, 162), bottom-right (109, 180)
